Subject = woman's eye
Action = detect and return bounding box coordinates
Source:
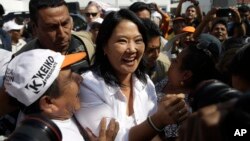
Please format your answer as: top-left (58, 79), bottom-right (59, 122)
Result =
top-left (118, 39), bottom-right (127, 43)
top-left (135, 38), bottom-right (143, 44)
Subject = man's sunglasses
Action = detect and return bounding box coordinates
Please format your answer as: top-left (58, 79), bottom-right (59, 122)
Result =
top-left (85, 13), bottom-right (98, 17)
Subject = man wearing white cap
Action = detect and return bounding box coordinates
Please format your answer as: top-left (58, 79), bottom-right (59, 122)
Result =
top-left (4, 49), bottom-right (119, 141)
top-left (3, 20), bottom-right (26, 54)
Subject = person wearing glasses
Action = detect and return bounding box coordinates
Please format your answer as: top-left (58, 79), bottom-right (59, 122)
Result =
top-left (84, 1), bottom-right (103, 31)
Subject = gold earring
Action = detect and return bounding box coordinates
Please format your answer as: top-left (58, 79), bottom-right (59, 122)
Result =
top-left (180, 81), bottom-right (184, 86)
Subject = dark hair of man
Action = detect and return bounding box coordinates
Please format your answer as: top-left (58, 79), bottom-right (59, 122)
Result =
top-left (181, 43), bottom-right (220, 89)
top-left (129, 2), bottom-right (151, 15)
top-left (29, 0), bottom-right (67, 25)
top-left (186, 5), bottom-right (196, 12)
top-left (19, 81), bottom-right (60, 115)
top-left (141, 18), bottom-right (162, 40)
top-left (229, 43), bottom-right (250, 84)
top-left (220, 92), bottom-right (250, 141)
top-left (0, 4), bottom-right (5, 17)
top-left (238, 5), bottom-right (250, 13)
top-left (94, 9), bottom-right (148, 87)
top-left (211, 18), bottom-right (228, 32)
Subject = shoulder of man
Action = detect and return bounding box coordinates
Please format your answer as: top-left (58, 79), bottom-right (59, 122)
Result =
top-left (71, 31), bottom-right (95, 65)
top-left (157, 53), bottom-right (171, 66)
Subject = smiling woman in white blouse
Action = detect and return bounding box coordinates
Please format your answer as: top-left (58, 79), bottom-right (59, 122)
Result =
top-left (76, 9), bottom-right (188, 141)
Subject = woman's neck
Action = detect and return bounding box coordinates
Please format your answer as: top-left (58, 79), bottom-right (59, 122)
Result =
top-left (118, 73), bottom-right (132, 87)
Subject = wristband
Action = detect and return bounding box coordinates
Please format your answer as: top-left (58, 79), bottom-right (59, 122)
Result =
top-left (147, 116), bottom-right (164, 132)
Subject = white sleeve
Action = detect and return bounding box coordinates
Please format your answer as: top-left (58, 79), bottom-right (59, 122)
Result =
top-left (75, 71), bottom-right (113, 136)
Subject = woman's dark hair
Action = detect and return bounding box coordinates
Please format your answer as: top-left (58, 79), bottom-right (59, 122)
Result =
top-left (129, 2), bottom-right (151, 16)
top-left (220, 92), bottom-right (250, 141)
top-left (29, 0), bottom-right (67, 25)
top-left (141, 18), bottom-right (162, 39)
top-left (94, 9), bottom-right (148, 87)
top-left (180, 42), bottom-right (220, 89)
top-left (229, 43), bottom-right (250, 84)
top-left (190, 79), bottom-right (241, 112)
top-left (0, 4), bottom-right (5, 16)
top-left (186, 5), bottom-right (196, 12)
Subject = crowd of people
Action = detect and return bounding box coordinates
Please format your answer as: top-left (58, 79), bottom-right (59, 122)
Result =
top-left (0, 0), bottom-right (250, 141)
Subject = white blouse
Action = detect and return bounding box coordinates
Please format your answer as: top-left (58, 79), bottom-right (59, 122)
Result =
top-left (75, 70), bottom-right (158, 141)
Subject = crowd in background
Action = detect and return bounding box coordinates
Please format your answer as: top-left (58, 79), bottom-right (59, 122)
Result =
top-left (0, 0), bottom-right (250, 141)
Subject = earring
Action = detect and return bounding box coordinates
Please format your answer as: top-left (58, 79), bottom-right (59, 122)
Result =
top-left (180, 81), bottom-right (184, 86)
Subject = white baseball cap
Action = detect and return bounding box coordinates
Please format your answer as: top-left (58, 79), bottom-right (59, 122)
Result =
top-left (0, 49), bottom-right (12, 87)
top-left (3, 20), bottom-right (24, 32)
top-left (4, 49), bottom-right (86, 106)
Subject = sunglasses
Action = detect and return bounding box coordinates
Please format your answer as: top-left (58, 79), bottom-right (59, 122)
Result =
top-left (85, 12), bottom-right (98, 17)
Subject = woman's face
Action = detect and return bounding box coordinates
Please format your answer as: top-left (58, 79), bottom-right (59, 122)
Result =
top-left (168, 48), bottom-right (189, 87)
top-left (104, 20), bottom-right (145, 76)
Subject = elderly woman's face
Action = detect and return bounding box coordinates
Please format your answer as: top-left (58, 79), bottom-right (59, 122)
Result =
top-left (104, 20), bottom-right (145, 75)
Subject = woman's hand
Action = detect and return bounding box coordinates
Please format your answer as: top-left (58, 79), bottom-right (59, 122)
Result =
top-left (153, 94), bottom-right (189, 128)
top-left (87, 118), bottom-right (119, 141)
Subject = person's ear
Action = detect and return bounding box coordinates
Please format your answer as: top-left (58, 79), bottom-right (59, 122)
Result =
top-left (39, 96), bottom-right (59, 114)
top-left (30, 21), bottom-right (37, 36)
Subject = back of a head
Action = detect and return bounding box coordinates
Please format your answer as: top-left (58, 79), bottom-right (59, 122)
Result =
top-left (29, 0), bottom-right (67, 24)
top-left (141, 18), bottom-right (162, 39)
top-left (229, 43), bottom-right (250, 85)
top-left (191, 79), bottom-right (242, 112)
top-left (129, 2), bottom-right (151, 15)
top-left (220, 92), bottom-right (250, 141)
top-left (238, 5), bottom-right (250, 13)
top-left (222, 36), bottom-right (250, 52)
top-left (198, 33), bottom-right (222, 59)
top-left (181, 39), bottom-right (221, 89)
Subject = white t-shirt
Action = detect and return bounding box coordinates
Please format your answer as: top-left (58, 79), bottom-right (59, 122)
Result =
top-left (75, 70), bottom-right (158, 141)
top-left (11, 38), bottom-right (26, 54)
top-left (52, 118), bottom-right (84, 141)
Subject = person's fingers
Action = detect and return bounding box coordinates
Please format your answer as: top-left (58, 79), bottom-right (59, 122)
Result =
top-left (177, 110), bottom-right (190, 124)
top-left (106, 118), bottom-right (119, 141)
top-left (99, 118), bottom-right (107, 138)
top-left (171, 100), bottom-right (186, 113)
top-left (106, 119), bottom-right (115, 138)
top-left (159, 94), bottom-right (176, 102)
top-left (176, 93), bottom-right (185, 99)
top-left (114, 121), bottom-right (119, 136)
